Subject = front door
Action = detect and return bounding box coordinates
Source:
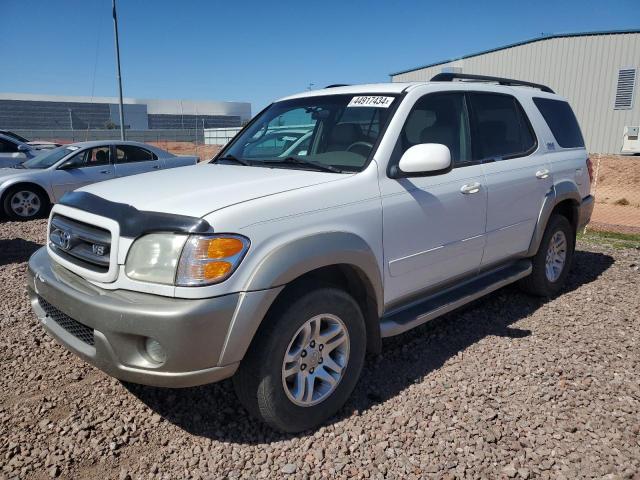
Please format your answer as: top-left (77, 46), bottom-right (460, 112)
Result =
top-left (380, 92), bottom-right (487, 305)
top-left (49, 146), bottom-right (114, 200)
top-left (467, 92), bottom-right (552, 267)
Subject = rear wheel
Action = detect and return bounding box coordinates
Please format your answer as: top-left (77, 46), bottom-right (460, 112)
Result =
top-left (233, 286), bottom-right (366, 432)
top-left (3, 186), bottom-right (49, 220)
top-left (520, 214), bottom-right (575, 296)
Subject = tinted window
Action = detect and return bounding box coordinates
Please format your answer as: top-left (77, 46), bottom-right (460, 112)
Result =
top-left (469, 93), bottom-right (536, 160)
top-left (0, 138), bottom-right (19, 153)
top-left (116, 146), bottom-right (157, 163)
top-left (397, 93), bottom-right (471, 166)
top-left (533, 98), bottom-right (584, 148)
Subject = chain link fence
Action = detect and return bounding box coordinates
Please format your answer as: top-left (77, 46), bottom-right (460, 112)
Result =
top-left (587, 154), bottom-right (640, 235)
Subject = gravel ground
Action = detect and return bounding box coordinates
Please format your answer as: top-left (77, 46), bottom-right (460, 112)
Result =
top-left (1, 219), bottom-right (639, 480)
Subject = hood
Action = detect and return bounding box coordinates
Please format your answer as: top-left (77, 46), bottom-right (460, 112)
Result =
top-left (79, 163), bottom-right (346, 217)
top-left (0, 166), bottom-right (28, 178)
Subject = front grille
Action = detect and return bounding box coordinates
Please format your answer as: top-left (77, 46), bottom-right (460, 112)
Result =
top-left (49, 215), bottom-right (111, 273)
top-left (38, 296), bottom-right (95, 346)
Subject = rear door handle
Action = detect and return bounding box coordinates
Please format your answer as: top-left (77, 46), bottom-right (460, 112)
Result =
top-left (460, 182), bottom-right (481, 194)
top-left (536, 169), bottom-right (550, 179)
top-left (152, 165), bottom-right (160, 169)
top-left (100, 170), bottom-right (111, 174)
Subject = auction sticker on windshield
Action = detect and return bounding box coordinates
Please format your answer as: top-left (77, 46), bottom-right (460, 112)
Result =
top-left (348, 96), bottom-right (394, 108)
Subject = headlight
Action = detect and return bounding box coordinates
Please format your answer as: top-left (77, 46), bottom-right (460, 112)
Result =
top-left (125, 233), bottom-right (250, 286)
top-left (125, 233), bottom-right (188, 284)
top-left (176, 234), bottom-right (250, 286)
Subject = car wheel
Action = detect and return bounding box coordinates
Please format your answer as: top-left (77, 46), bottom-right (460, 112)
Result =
top-left (233, 285), bottom-right (366, 432)
top-left (3, 186), bottom-right (49, 220)
top-left (519, 214), bottom-right (575, 297)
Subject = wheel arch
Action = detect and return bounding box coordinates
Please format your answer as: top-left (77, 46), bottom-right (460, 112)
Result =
top-left (218, 232), bottom-right (384, 365)
top-left (527, 181), bottom-right (580, 256)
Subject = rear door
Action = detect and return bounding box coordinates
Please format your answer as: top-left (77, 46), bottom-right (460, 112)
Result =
top-left (49, 146), bottom-right (114, 200)
top-left (113, 145), bottom-right (161, 177)
top-left (469, 91), bottom-right (551, 267)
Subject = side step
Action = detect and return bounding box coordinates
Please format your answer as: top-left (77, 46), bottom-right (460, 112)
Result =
top-left (380, 259), bottom-right (532, 337)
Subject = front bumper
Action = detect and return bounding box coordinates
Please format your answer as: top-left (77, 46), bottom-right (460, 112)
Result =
top-left (578, 194), bottom-right (595, 230)
top-left (27, 247), bottom-right (267, 388)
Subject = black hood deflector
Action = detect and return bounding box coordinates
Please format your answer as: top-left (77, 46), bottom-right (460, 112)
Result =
top-left (59, 191), bottom-right (212, 238)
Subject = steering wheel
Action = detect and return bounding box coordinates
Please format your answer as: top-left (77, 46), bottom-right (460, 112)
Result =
top-left (346, 141), bottom-right (374, 156)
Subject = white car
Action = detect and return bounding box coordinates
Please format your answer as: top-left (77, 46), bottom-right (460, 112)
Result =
top-left (28, 74), bottom-right (593, 432)
top-left (1, 140), bottom-right (198, 219)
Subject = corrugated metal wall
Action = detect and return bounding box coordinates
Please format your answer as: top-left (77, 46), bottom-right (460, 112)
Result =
top-left (391, 33), bottom-right (640, 153)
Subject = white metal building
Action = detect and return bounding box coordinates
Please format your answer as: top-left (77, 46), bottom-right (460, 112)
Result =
top-left (390, 30), bottom-right (640, 153)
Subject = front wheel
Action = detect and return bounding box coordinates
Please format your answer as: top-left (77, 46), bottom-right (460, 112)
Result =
top-left (3, 186), bottom-right (48, 220)
top-left (233, 286), bottom-right (366, 432)
top-left (519, 214), bottom-right (575, 296)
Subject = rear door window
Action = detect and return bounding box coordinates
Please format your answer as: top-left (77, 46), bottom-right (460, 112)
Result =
top-left (469, 93), bottom-right (537, 161)
top-left (532, 98), bottom-right (585, 148)
top-left (115, 146), bottom-right (158, 163)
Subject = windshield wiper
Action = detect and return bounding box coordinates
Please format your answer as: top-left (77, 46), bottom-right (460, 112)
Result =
top-left (267, 157), bottom-right (344, 173)
top-left (215, 154), bottom-right (251, 166)
top-left (11, 164), bottom-right (25, 169)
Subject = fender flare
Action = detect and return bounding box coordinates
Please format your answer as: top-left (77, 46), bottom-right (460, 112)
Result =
top-left (218, 232), bottom-right (384, 365)
top-left (527, 181), bottom-right (581, 256)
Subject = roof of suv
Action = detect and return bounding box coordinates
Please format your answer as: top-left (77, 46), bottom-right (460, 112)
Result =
top-left (278, 80), bottom-right (562, 102)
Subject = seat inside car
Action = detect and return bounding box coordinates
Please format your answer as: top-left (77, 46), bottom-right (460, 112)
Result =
top-left (326, 123), bottom-right (363, 151)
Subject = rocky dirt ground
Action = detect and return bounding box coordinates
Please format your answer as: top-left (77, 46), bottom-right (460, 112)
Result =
top-left (590, 155), bottom-right (640, 234)
top-left (0, 220), bottom-right (639, 480)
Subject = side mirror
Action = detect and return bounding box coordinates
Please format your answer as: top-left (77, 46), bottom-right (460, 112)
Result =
top-left (396, 143), bottom-right (452, 177)
top-left (59, 159), bottom-right (80, 170)
top-left (17, 144), bottom-right (31, 152)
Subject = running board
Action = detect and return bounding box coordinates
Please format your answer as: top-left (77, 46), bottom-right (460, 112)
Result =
top-left (380, 260), bottom-right (532, 337)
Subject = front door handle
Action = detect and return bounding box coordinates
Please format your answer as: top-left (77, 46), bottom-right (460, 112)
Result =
top-left (460, 182), bottom-right (481, 194)
top-left (536, 169), bottom-right (550, 179)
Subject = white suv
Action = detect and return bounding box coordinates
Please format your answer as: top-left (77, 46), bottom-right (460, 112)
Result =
top-left (28, 74), bottom-right (594, 432)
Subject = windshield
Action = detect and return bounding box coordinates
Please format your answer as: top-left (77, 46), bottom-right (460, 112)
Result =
top-left (216, 94), bottom-right (398, 172)
top-left (22, 146), bottom-right (76, 169)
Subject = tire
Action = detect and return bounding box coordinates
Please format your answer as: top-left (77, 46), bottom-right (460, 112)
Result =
top-left (519, 214), bottom-right (575, 297)
top-left (233, 285), bottom-right (366, 432)
top-left (3, 186), bottom-right (49, 220)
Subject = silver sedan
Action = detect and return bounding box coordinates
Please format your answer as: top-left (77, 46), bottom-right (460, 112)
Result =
top-left (0, 140), bottom-right (198, 220)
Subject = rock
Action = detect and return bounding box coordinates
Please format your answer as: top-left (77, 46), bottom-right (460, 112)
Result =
top-left (281, 463), bottom-right (297, 474)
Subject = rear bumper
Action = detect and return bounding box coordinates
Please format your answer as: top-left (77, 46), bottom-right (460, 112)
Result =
top-left (578, 194), bottom-right (595, 230)
top-left (27, 247), bottom-right (276, 388)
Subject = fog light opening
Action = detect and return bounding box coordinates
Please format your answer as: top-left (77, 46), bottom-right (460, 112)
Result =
top-left (144, 337), bottom-right (167, 364)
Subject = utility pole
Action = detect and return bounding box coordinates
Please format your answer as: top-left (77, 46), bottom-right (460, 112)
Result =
top-left (112, 0), bottom-right (125, 140)
top-left (68, 109), bottom-right (73, 130)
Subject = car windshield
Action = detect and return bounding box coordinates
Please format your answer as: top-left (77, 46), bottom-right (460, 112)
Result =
top-left (216, 94), bottom-right (398, 172)
top-left (22, 146), bottom-right (76, 169)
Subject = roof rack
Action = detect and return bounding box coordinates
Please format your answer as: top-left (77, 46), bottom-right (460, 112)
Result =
top-left (325, 84), bottom-right (351, 88)
top-left (430, 73), bottom-right (555, 93)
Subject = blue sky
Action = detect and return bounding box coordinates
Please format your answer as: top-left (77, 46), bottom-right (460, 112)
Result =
top-left (1, 0), bottom-right (637, 112)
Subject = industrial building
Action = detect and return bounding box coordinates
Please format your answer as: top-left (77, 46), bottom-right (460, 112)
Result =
top-left (0, 92), bottom-right (251, 131)
top-left (390, 29), bottom-right (639, 153)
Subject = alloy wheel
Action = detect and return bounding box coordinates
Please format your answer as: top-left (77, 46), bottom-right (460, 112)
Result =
top-left (281, 313), bottom-right (350, 407)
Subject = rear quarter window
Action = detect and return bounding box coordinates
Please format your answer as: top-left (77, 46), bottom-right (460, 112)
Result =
top-left (533, 98), bottom-right (585, 148)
